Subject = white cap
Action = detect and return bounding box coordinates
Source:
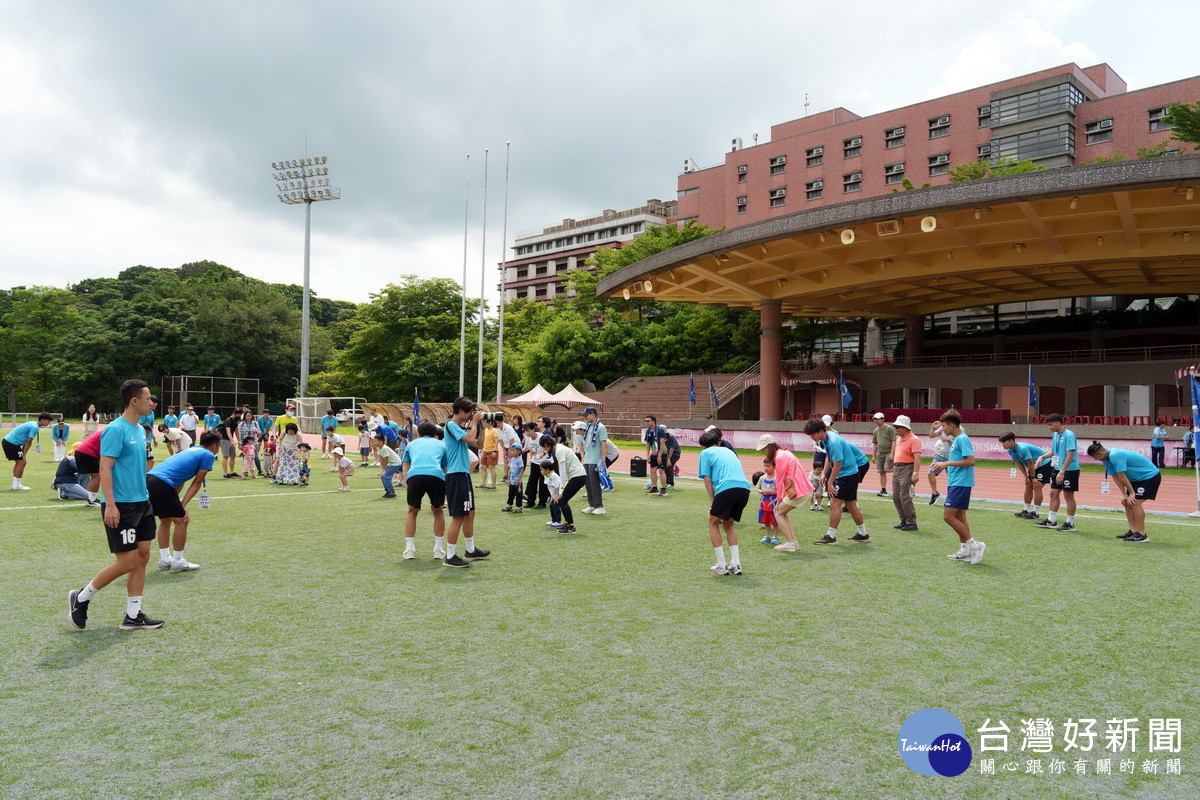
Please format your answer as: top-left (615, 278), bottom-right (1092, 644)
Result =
top-left (894, 415), bottom-right (913, 430)
top-left (755, 433), bottom-right (776, 451)
top-left (572, 420), bottom-right (587, 430)
top-left (704, 425), bottom-right (718, 433)
top-left (873, 412), bottom-right (886, 420)
top-left (331, 447), bottom-right (343, 455)
top-left (821, 414), bottom-right (833, 426)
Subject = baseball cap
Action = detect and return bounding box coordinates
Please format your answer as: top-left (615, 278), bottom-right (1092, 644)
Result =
top-left (331, 447), bottom-right (343, 455)
top-left (286, 403), bottom-right (296, 410)
top-left (821, 414), bottom-right (833, 426)
top-left (704, 425), bottom-right (718, 433)
top-left (873, 412), bottom-right (885, 420)
top-left (572, 421), bottom-right (587, 430)
top-left (894, 415), bottom-right (912, 430)
top-left (584, 406), bottom-right (598, 415)
top-left (755, 433), bottom-right (776, 450)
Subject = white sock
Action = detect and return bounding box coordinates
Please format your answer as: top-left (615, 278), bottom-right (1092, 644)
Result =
top-left (447, 542), bottom-right (457, 558)
top-left (1066, 515), bottom-right (1074, 524)
top-left (126, 596), bottom-right (142, 618)
top-left (713, 547), bottom-right (726, 568)
top-left (856, 524), bottom-right (867, 536)
top-left (729, 545), bottom-right (740, 566)
top-left (961, 540), bottom-right (972, 553)
top-left (175, 549), bottom-right (185, 562)
top-left (827, 527), bottom-right (838, 539)
top-left (1025, 503), bottom-right (1033, 512)
top-left (464, 536), bottom-right (475, 553)
top-left (12, 478), bottom-right (20, 489)
top-left (405, 536), bottom-right (415, 551)
top-left (160, 548), bottom-right (171, 561)
top-left (87, 491), bottom-right (97, 502)
top-left (435, 536), bottom-right (444, 551)
top-left (1047, 511), bottom-right (1057, 523)
top-left (78, 582), bottom-right (97, 602)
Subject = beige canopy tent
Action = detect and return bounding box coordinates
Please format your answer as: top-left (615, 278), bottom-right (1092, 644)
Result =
top-left (544, 383), bottom-right (603, 408)
top-left (506, 383), bottom-right (555, 405)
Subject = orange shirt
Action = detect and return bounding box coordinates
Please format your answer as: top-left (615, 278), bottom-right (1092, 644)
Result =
top-left (893, 432), bottom-right (922, 464)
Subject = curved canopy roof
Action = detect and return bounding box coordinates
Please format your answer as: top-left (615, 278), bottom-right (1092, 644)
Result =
top-left (597, 157), bottom-right (1200, 317)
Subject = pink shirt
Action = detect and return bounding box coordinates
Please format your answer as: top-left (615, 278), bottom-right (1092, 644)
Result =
top-left (771, 449), bottom-right (813, 498)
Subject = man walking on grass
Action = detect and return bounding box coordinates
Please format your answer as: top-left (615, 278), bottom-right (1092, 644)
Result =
top-left (442, 397), bottom-right (491, 568)
top-left (871, 412), bottom-right (895, 497)
top-left (890, 416), bottom-right (921, 531)
top-left (930, 411), bottom-right (985, 565)
top-left (68, 379), bottom-right (165, 631)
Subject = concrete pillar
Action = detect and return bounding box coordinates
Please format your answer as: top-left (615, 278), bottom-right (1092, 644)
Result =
top-left (1103, 385), bottom-right (1116, 417)
top-left (905, 315), bottom-right (925, 362)
top-left (759, 301), bottom-right (783, 420)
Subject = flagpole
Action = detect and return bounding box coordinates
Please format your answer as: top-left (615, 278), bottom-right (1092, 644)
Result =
top-left (839, 370), bottom-right (844, 420)
top-left (495, 142), bottom-right (510, 403)
top-left (1191, 370), bottom-right (1200, 516)
top-left (477, 148), bottom-right (489, 401)
top-left (458, 154), bottom-right (470, 398)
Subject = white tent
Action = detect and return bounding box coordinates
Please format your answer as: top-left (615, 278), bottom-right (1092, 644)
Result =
top-left (544, 383), bottom-right (603, 408)
top-left (507, 383), bottom-right (555, 405)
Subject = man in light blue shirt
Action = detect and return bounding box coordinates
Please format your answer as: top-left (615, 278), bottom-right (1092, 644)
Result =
top-left (402, 422), bottom-right (449, 559)
top-left (147, 430), bottom-right (221, 572)
top-left (804, 418), bottom-right (871, 545)
top-left (698, 430), bottom-right (752, 575)
top-left (1034, 413), bottom-right (1080, 532)
top-left (319, 410), bottom-right (338, 458)
top-left (1150, 421), bottom-right (1167, 468)
top-left (68, 379), bottom-right (165, 631)
top-left (1089, 442), bottom-right (1161, 543)
top-left (441, 397), bottom-right (490, 568)
top-left (931, 411), bottom-right (985, 565)
top-left (581, 407), bottom-right (608, 515)
top-left (3, 412), bottom-right (53, 490)
top-left (1000, 432), bottom-right (1045, 519)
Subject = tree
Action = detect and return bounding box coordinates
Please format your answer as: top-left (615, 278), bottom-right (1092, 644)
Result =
top-left (1164, 102), bottom-right (1200, 151)
top-left (947, 157), bottom-right (1043, 182)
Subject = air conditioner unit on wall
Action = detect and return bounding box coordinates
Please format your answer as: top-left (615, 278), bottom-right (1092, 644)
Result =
top-left (811, 147), bottom-right (823, 156)
top-left (935, 116), bottom-right (949, 126)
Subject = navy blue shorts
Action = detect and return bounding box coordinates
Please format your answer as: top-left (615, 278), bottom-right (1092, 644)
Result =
top-left (945, 486), bottom-right (972, 510)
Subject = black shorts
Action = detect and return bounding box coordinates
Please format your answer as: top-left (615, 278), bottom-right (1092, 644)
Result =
top-left (649, 453), bottom-right (661, 469)
top-left (710, 487), bottom-right (750, 521)
top-left (146, 474), bottom-right (185, 519)
top-left (74, 452), bottom-right (100, 475)
top-left (1130, 473), bottom-right (1161, 501)
top-left (2, 439), bottom-right (24, 461)
top-left (406, 474), bottom-right (446, 510)
top-left (445, 472), bottom-right (475, 517)
top-left (1051, 469), bottom-right (1080, 492)
top-left (832, 463), bottom-right (869, 503)
top-left (1035, 464), bottom-right (1055, 484)
top-left (102, 501), bottom-right (156, 553)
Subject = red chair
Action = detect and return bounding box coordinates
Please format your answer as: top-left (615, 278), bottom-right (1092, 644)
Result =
top-left (851, 414), bottom-right (864, 422)
top-left (1074, 416), bottom-right (1090, 425)
top-left (1112, 415), bottom-right (1129, 425)
top-left (1100, 416), bottom-right (1113, 426)
top-left (1132, 416), bottom-right (1150, 426)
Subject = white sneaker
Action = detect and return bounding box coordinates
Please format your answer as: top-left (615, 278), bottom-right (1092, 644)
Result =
top-left (12, 485), bottom-right (30, 491)
top-left (171, 559), bottom-right (200, 572)
top-left (969, 541), bottom-right (986, 565)
top-left (710, 564), bottom-right (729, 575)
top-left (156, 558), bottom-right (174, 571)
top-left (947, 548), bottom-right (971, 560)
top-left (403, 549), bottom-right (416, 560)
top-left (774, 541), bottom-right (800, 552)
top-left (337, 486), bottom-right (351, 492)
top-left (591, 507), bottom-right (606, 515)
top-left (582, 507), bottom-right (594, 514)
top-left (328, 467), bottom-right (339, 473)
top-left (545, 521), bottom-right (560, 527)
top-left (433, 547), bottom-right (445, 559)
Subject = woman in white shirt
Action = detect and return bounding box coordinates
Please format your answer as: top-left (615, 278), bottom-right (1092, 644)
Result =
top-left (540, 434), bottom-right (586, 532)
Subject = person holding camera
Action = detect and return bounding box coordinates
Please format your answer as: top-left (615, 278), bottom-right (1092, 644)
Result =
top-left (442, 398), bottom-right (491, 568)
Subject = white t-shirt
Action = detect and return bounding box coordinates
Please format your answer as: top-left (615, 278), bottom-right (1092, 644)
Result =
top-left (498, 423), bottom-right (520, 450)
top-left (554, 443), bottom-right (586, 481)
top-left (328, 433), bottom-right (346, 450)
top-left (543, 470), bottom-right (564, 498)
top-left (164, 428), bottom-right (192, 450)
top-left (179, 412), bottom-right (198, 432)
top-left (336, 455), bottom-right (355, 473)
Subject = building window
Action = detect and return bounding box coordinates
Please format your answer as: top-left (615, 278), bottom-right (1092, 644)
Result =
top-left (805, 180), bottom-right (823, 200)
top-left (769, 187), bottom-right (786, 207)
top-left (978, 143), bottom-right (992, 158)
top-left (535, 286), bottom-right (547, 297)
top-left (736, 195), bottom-right (747, 214)
top-left (737, 164), bottom-right (747, 182)
top-left (989, 123), bottom-right (1076, 162)
top-left (884, 163), bottom-right (905, 185)
top-left (885, 126), bottom-right (905, 148)
top-left (679, 187), bottom-right (699, 196)
top-left (843, 136), bottom-right (862, 158)
top-left (928, 153), bottom-right (950, 176)
top-left (1149, 106), bottom-right (1174, 132)
top-left (516, 269), bottom-right (528, 279)
top-left (928, 115), bottom-right (950, 138)
top-left (535, 265), bottom-right (547, 276)
top-left (1084, 118), bottom-right (1113, 144)
top-left (991, 83), bottom-right (1084, 126)
top-left (805, 146), bottom-right (824, 167)
top-left (978, 105), bottom-right (992, 127)
top-left (769, 155), bottom-right (787, 175)
top-left (843, 172), bottom-right (862, 193)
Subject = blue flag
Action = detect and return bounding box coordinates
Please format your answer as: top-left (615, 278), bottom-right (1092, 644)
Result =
top-left (839, 372), bottom-right (852, 408)
top-left (412, 388), bottom-right (421, 428)
top-left (709, 378), bottom-right (719, 409)
top-left (1028, 365), bottom-right (1038, 410)
top-left (689, 374), bottom-right (696, 406)
top-left (1190, 374), bottom-right (1200, 428)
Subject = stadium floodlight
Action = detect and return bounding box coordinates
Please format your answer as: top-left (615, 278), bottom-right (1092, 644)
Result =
top-left (271, 154), bottom-right (341, 398)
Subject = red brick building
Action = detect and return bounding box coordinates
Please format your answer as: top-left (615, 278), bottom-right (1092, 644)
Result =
top-left (677, 63), bottom-right (1199, 230)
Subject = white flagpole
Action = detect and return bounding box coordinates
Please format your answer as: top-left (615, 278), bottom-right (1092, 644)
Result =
top-left (458, 154), bottom-right (470, 398)
top-left (1191, 370), bottom-right (1200, 516)
top-left (495, 142), bottom-right (510, 403)
top-left (477, 148), bottom-right (489, 401)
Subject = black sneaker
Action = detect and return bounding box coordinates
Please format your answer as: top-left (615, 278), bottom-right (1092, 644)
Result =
top-left (1014, 510), bottom-right (1031, 518)
top-left (1117, 530), bottom-right (1135, 540)
top-left (1056, 522), bottom-right (1076, 532)
top-left (658, 489), bottom-right (667, 496)
top-left (877, 490), bottom-right (888, 497)
top-left (928, 492), bottom-right (940, 506)
top-left (465, 547), bottom-right (490, 560)
top-left (1034, 519), bottom-right (1057, 528)
top-left (443, 554), bottom-right (471, 568)
top-left (534, 504), bottom-right (547, 509)
top-left (899, 524), bottom-right (919, 531)
top-left (119, 612), bottom-right (164, 630)
top-left (893, 524), bottom-right (906, 529)
top-left (1126, 533), bottom-right (1148, 543)
top-left (848, 533), bottom-right (871, 542)
top-left (85, 499), bottom-right (101, 507)
top-left (814, 534), bottom-right (838, 545)
top-left (645, 488), bottom-right (659, 495)
top-left (67, 589), bottom-right (89, 630)
top-left (559, 525), bottom-right (577, 534)
top-left (1028, 511), bottom-right (1039, 519)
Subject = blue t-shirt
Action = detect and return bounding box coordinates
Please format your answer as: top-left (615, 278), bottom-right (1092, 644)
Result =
top-left (402, 437), bottom-right (447, 480)
top-left (1052, 429), bottom-right (1080, 471)
top-left (162, 414), bottom-right (179, 429)
top-left (645, 425), bottom-right (664, 450)
top-left (203, 413), bottom-right (222, 430)
top-left (388, 421), bottom-right (400, 436)
top-left (149, 446), bottom-right (217, 488)
top-left (50, 423), bottom-right (70, 442)
top-left (257, 415), bottom-right (273, 436)
top-left (319, 415), bottom-right (338, 435)
top-left (138, 413), bottom-right (156, 428)
top-left (1151, 427), bottom-right (1166, 448)
top-left (443, 421), bottom-right (471, 474)
top-left (947, 433), bottom-right (975, 488)
top-left (4, 421), bottom-right (42, 446)
top-left (698, 446), bottom-right (751, 495)
top-left (1008, 441), bottom-right (1042, 465)
top-left (99, 416), bottom-right (149, 503)
top-left (378, 424), bottom-right (398, 444)
top-left (1104, 449), bottom-right (1159, 481)
top-left (508, 455), bottom-right (524, 485)
top-left (826, 431), bottom-right (868, 470)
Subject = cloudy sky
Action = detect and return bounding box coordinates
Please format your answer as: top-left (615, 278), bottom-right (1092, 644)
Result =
top-left (3, 1), bottom-right (1194, 305)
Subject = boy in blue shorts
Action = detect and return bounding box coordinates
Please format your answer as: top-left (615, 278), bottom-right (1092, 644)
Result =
top-left (931, 411), bottom-right (985, 565)
top-left (698, 429), bottom-right (751, 575)
top-left (1088, 442), bottom-right (1160, 543)
top-left (999, 432), bottom-right (1045, 519)
top-left (3, 411), bottom-right (53, 490)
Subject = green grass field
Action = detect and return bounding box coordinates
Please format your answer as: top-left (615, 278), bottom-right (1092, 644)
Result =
top-left (1, 437), bottom-right (1198, 799)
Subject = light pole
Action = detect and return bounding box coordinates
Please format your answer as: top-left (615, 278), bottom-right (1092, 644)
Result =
top-left (272, 155), bottom-right (340, 397)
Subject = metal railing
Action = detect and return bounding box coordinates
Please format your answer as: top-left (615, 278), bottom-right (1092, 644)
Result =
top-left (710, 362), bottom-right (762, 417)
top-left (889, 343), bottom-right (1200, 369)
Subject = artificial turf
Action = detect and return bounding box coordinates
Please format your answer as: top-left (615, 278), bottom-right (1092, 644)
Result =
top-left (1, 438), bottom-right (1197, 799)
